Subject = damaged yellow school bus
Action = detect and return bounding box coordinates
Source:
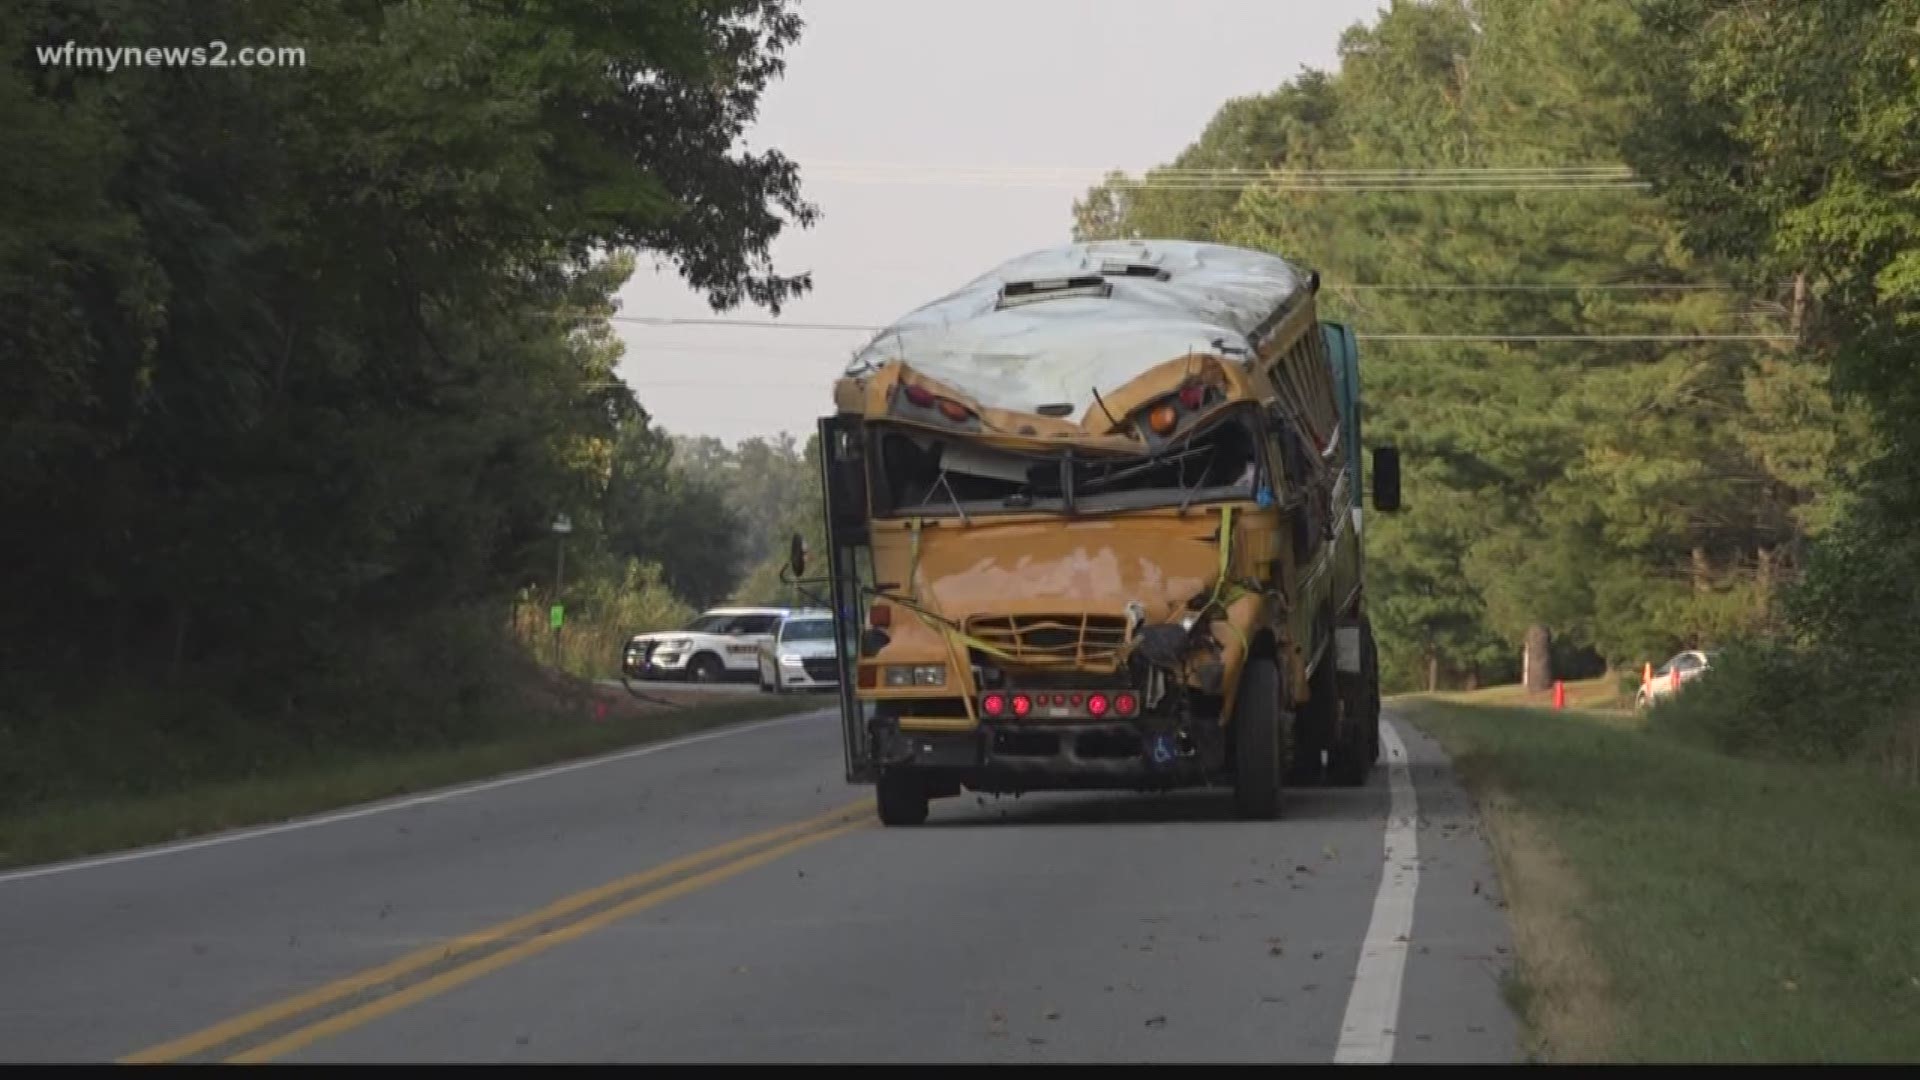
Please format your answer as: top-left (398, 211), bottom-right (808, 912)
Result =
top-left (795, 240), bottom-right (1402, 825)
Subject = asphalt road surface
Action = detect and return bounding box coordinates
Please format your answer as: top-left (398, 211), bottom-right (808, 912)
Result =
top-left (0, 706), bottom-right (1520, 1063)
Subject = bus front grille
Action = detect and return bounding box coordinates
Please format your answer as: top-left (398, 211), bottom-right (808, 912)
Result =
top-left (965, 613), bottom-right (1129, 669)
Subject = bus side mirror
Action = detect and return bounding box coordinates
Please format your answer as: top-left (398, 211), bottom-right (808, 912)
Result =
top-left (788, 534), bottom-right (807, 578)
top-left (1372, 446), bottom-right (1402, 511)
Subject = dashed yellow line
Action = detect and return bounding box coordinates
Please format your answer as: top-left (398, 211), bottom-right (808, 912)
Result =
top-left (229, 820), bottom-right (869, 1062)
top-left (122, 799), bottom-right (872, 1063)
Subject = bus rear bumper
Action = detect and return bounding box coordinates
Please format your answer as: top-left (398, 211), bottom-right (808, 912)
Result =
top-left (873, 721), bottom-right (1226, 794)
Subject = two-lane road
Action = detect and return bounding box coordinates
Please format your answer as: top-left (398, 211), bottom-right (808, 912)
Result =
top-left (0, 707), bottom-right (1520, 1062)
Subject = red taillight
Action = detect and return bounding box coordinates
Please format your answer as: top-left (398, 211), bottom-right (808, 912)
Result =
top-left (1179, 383), bottom-right (1205, 410)
top-left (1070, 693), bottom-right (1083, 707)
top-left (937, 398), bottom-right (971, 422)
top-left (904, 384), bottom-right (935, 408)
top-left (868, 605), bottom-right (892, 628)
top-left (1087, 693), bottom-right (1110, 717)
top-left (857, 666), bottom-right (877, 689)
top-left (1011, 693), bottom-right (1032, 718)
top-left (982, 693), bottom-right (1006, 717)
top-left (1114, 691), bottom-right (1139, 717)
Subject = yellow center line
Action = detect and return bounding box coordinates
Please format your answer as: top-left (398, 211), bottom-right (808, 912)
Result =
top-left (121, 798), bottom-right (872, 1064)
top-left (229, 819), bottom-right (872, 1063)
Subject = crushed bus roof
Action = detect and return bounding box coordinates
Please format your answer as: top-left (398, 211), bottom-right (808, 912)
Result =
top-left (843, 240), bottom-right (1309, 418)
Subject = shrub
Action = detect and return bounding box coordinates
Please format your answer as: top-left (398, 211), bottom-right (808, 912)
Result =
top-left (514, 560), bottom-right (696, 679)
top-left (1650, 639), bottom-right (1864, 760)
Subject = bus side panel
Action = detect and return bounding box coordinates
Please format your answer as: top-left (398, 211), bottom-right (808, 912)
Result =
top-left (1321, 321), bottom-right (1363, 512)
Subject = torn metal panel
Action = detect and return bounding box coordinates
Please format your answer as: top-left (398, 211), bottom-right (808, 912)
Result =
top-left (845, 240), bottom-right (1309, 419)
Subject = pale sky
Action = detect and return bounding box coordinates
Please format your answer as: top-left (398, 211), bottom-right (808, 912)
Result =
top-left (614, 0), bottom-right (1387, 444)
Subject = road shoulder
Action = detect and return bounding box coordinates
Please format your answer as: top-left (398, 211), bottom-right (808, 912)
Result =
top-left (1383, 713), bottom-right (1525, 1062)
top-left (1398, 691), bottom-right (1920, 1063)
top-left (1394, 699), bottom-right (1617, 1062)
top-left (0, 690), bottom-right (820, 876)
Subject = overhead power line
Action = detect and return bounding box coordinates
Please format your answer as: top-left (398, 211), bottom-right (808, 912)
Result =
top-left (804, 161), bottom-right (1635, 178)
top-left (798, 161), bottom-right (1646, 192)
top-left (607, 315), bottom-right (877, 332)
top-left (596, 315), bottom-right (1790, 343)
top-left (810, 178), bottom-right (1648, 193)
top-left (544, 284), bottom-right (1779, 332)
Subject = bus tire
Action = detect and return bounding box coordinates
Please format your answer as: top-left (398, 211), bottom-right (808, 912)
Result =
top-left (1232, 656), bottom-right (1285, 820)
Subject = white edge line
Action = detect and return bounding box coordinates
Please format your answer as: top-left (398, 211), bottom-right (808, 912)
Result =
top-left (0, 707), bottom-right (829, 886)
top-left (1334, 717), bottom-right (1421, 1064)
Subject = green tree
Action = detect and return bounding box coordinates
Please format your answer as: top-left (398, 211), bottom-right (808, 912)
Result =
top-left (603, 416), bottom-right (746, 610)
top-left (1070, 0), bottom-right (1845, 687)
top-left (728, 433), bottom-right (828, 607)
top-left (1625, 0), bottom-right (1920, 771)
top-left (0, 0), bottom-right (816, 749)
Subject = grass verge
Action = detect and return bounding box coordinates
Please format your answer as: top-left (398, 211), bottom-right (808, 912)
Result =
top-left (1429, 672), bottom-right (1632, 713)
top-left (1400, 692), bottom-right (1920, 1063)
top-left (0, 688), bottom-right (824, 873)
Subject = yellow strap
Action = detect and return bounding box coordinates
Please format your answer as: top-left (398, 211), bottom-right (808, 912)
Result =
top-left (899, 516), bottom-right (1027, 664)
top-left (935, 617), bottom-right (980, 725)
top-left (1217, 504), bottom-right (1235, 582)
top-left (908, 517), bottom-right (923, 602)
top-left (1207, 504), bottom-right (1250, 652)
top-left (897, 524), bottom-right (993, 727)
top-left (1205, 504), bottom-right (1236, 615)
top-left (914, 611), bottom-right (1020, 664)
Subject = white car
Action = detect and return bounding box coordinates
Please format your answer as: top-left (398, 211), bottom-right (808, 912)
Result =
top-left (757, 610), bottom-right (841, 693)
top-left (1635, 649), bottom-right (1718, 709)
top-left (623, 607), bottom-right (789, 683)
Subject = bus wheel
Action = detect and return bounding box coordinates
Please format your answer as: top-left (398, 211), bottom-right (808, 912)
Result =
top-left (1232, 656), bottom-right (1285, 820)
top-left (876, 771), bottom-right (929, 827)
